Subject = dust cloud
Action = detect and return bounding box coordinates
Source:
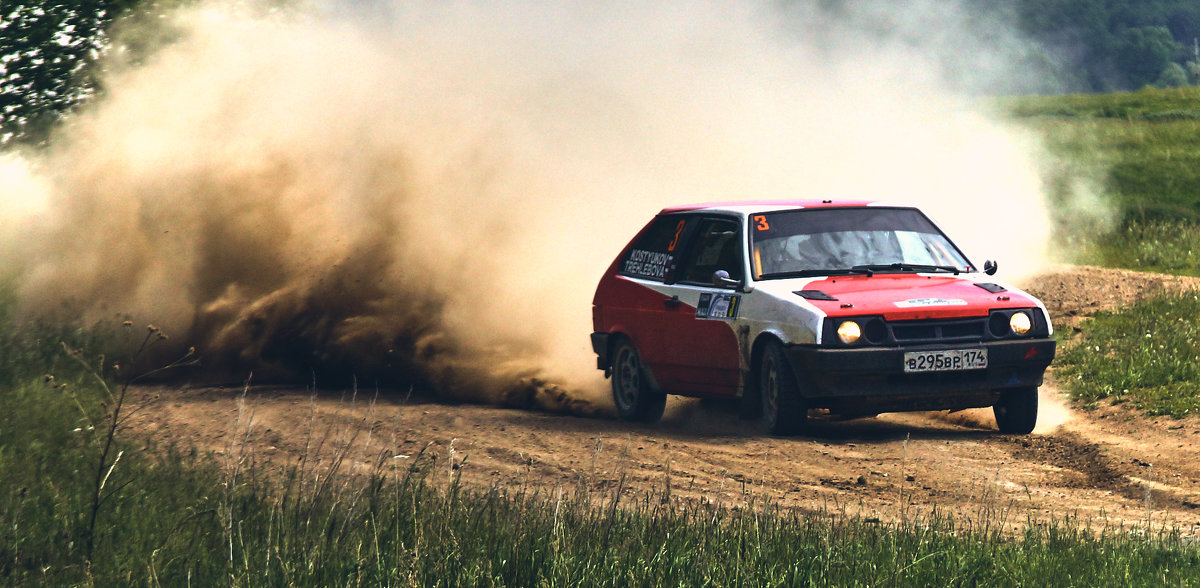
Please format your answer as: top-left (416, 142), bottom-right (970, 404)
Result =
top-left (1033, 384), bottom-right (1073, 434)
top-left (919, 381), bottom-right (1074, 433)
top-left (1, 1), bottom-right (1067, 412)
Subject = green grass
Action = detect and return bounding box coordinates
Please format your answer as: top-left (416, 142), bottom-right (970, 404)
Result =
top-left (1034, 115), bottom-right (1200, 223)
top-left (1069, 221), bottom-right (1200, 276)
top-left (1006, 86), bottom-right (1200, 121)
top-left (1055, 292), bottom-right (1200, 417)
top-left (1011, 86), bottom-right (1200, 273)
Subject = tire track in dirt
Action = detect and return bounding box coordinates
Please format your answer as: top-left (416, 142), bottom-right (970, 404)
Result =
top-left (1010, 432), bottom-right (1144, 501)
top-left (1010, 423), bottom-right (1200, 510)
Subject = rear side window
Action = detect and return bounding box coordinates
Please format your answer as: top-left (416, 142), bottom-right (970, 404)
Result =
top-left (619, 215), bottom-right (691, 281)
top-left (678, 218), bottom-right (743, 285)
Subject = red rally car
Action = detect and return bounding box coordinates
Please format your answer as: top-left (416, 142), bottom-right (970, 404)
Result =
top-left (591, 200), bottom-right (1056, 435)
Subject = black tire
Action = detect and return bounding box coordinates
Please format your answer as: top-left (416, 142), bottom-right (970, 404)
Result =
top-left (993, 386), bottom-right (1038, 434)
top-left (759, 341), bottom-right (808, 435)
top-left (611, 338), bottom-right (667, 423)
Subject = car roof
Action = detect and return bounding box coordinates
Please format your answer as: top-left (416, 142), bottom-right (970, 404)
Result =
top-left (658, 199), bottom-right (881, 216)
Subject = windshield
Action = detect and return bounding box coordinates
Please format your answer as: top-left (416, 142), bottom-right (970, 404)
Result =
top-left (750, 207), bottom-right (972, 279)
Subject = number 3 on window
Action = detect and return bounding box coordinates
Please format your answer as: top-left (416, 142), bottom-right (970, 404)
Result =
top-left (753, 215), bottom-right (770, 231)
top-left (667, 219), bottom-right (687, 251)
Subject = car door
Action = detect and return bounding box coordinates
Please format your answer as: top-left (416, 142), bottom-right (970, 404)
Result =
top-left (652, 216), bottom-right (745, 396)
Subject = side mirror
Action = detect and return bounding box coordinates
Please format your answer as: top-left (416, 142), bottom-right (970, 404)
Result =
top-left (712, 270), bottom-right (741, 288)
top-left (983, 260), bottom-right (998, 276)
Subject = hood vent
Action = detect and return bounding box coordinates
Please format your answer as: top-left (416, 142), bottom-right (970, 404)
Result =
top-left (795, 289), bottom-right (838, 301)
top-left (974, 282), bottom-right (1007, 294)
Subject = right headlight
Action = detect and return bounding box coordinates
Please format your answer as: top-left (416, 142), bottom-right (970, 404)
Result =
top-left (1009, 311), bottom-right (1032, 336)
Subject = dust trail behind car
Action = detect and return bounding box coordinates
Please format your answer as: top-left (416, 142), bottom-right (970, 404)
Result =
top-left (0, 1), bottom-right (1102, 411)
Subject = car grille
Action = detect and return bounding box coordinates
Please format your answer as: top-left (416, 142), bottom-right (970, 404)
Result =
top-left (888, 317), bottom-right (986, 344)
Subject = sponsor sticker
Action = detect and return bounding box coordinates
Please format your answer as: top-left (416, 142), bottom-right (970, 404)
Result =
top-left (696, 292), bottom-right (741, 319)
top-left (621, 248), bottom-right (673, 279)
top-left (893, 298), bottom-right (968, 308)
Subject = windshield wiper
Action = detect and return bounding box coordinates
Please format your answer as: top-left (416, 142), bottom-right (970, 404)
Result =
top-left (758, 267), bottom-right (877, 279)
top-left (851, 263), bottom-right (961, 275)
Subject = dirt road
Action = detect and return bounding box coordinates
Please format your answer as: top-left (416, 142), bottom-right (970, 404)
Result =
top-left (125, 266), bottom-right (1200, 535)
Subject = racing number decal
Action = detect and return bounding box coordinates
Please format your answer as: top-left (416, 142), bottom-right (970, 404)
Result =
top-left (696, 292), bottom-right (741, 319)
top-left (667, 219), bottom-right (687, 252)
top-left (753, 215), bottom-right (770, 231)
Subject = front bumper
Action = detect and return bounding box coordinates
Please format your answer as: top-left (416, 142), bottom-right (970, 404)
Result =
top-left (786, 338), bottom-right (1055, 411)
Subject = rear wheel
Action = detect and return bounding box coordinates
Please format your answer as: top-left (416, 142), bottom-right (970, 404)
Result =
top-left (993, 386), bottom-right (1038, 434)
top-left (611, 338), bottom-right (667, 423)
top-left (760, 341), bottom-right (808, 435)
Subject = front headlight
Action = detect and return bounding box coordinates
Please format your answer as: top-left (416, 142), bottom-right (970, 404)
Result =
top-left (837, 320), bottom-right (862, 344)
top-left (1009, 311), bottom-right (1032, 336)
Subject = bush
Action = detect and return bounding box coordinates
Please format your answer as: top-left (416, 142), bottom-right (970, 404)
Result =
top-left (1156, 63), bottom-right (1190, 88)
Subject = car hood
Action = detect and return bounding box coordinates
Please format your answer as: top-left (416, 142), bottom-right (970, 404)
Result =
top-left (761, 273), bottom-right (1042, 321)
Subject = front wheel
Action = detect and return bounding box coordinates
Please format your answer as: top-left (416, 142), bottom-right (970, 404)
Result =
top-left (611, 338), bottom-right (666, 423)
top-left (759, 341), bottom-right (808, 435)
top-left (993, 387), bottom-right (1038, 434)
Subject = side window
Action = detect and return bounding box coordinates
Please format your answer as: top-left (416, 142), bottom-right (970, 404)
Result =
top-left (679, 218), bottom-right (743, 285)
top-left (618, 215), bottom-right (691, 282)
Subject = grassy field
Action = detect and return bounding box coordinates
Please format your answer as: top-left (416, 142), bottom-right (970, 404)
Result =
top-left (1008, 86), bottom-right (1200, 275)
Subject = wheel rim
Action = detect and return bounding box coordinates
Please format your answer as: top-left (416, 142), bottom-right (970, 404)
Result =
top-left (761, 355), bottom-right (779, 425)
top-left (615, 347), bottom-right (640, 410)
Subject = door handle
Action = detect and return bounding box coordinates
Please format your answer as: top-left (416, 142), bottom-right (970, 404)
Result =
top-left (663, 295), bottom-right (681, 308)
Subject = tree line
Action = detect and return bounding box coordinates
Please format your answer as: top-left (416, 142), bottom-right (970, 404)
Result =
top-left (993, 0), bottom-right (1200, 92)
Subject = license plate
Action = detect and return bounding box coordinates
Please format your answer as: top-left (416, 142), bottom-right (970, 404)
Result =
top-left (903, 349), bottom-right (988, 373)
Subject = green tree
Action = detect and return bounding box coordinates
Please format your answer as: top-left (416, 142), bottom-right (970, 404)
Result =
top-left (1115, 26), bottom-right (1180, 88)
top-left (2, 4), bottom-right (102, 147)
top-left (0, 1), bottom-right (147, 148)
top-left (1156, 61), bottom-right (1189, 87)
